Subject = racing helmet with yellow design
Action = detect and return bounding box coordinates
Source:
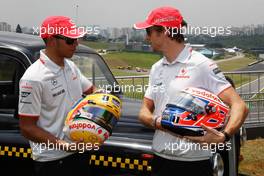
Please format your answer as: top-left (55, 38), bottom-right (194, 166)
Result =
top-left (64, 92), bottom-right (122, 144)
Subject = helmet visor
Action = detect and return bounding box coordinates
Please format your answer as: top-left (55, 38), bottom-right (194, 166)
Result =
top-left (169, 92), bottom-right (207, 114)
top-left (80, 106), bottom-right (118, 130)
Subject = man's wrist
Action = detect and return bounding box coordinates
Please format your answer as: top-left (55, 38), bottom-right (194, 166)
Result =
top-left (152, 115), bottom-right (159, 129)
top-left (221, 131), bottom-right (231, 142)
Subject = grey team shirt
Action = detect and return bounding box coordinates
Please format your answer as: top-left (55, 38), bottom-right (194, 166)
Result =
top-left (145, 45), bottom-right (231, 161)
top-left (19, 50), bottom-right (92, 161)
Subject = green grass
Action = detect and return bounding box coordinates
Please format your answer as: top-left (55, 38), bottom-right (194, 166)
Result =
top-left (111, 69), bottom-right (148, 77)
top-left (224, 74), bottom-right (257, 88)
top-left (218, 57), bottom-right (255, 72)
top-left (217, 57), bottom-right (256, 88)
top-left (239, 138), bottom-right (264, 176)
top-left (104, 52), bottom-right (161, 69)
top-left (117, 76), bottom-right (149, 99)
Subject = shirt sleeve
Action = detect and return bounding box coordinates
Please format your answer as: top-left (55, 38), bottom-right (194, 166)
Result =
top-left (76, 67), bottom-right (93, 93)
top-left (199, 60), bottom-right (231, 95)
top-left (18, 79), bottom-right (42, 117)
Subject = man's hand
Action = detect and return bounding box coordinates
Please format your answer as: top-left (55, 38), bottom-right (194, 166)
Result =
top-left (93, 88), bottom-right (109, 94)
top-left (154, 116), bottom-right (162, 129)
top-left (184, 124), bottom-right (226, 144)
top-left (56, 139), bottom-right (85, 152)
top-left (155, 116), bottom-right (184, 138)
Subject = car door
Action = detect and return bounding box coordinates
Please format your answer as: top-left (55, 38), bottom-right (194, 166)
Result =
top-left (0, 47), bottom-right (35, 175)
top-left (0, 50), bottom-right (27, 130)
top-left (0, 47), bottom-right (33, 144)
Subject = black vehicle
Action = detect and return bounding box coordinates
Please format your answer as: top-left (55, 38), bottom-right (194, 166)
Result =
top-left (0, 31), bottom-right (242, 176)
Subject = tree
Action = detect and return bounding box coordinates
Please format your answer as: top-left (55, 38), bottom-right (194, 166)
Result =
top-left (16, 24), bottom-right (22, 33)
top-left (206, 43), bottom-right (223, 48)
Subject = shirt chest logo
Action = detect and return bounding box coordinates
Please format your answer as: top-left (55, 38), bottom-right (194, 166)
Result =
top-left (51, 79), bottom-right (58, 86)
top-left (50, 79), bottom-right (63, 91)
top-left (52, 89), bottom-right (65, 97)
top-left (175, 68), bottom-right (190, 79)
top-left (72, 73), bottom-right (78, 80)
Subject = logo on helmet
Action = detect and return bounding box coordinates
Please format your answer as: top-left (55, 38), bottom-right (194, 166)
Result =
top-left (189, 88), bottom-right (222, 104)
top-left (69, 123), bottom-right (96, 130)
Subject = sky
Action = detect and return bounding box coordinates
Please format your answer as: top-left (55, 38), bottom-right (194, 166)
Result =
top-left (0, 0), bottom-right (264, 29)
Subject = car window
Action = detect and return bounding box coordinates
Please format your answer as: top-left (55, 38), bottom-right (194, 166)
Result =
top-left (0, 54), bottom-right (24, 118)
top-left (72, 53), bottom-right (117, 90)
top-left (0, 56), bottom-right (17, 82)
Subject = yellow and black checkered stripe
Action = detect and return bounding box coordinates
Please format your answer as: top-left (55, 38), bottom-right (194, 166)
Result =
top-left (0, 146), bottom-right (32, 158)
top-left (89, 155), bottom-right (151, 172)
top-left (0, 145), bottom-right (151, 172)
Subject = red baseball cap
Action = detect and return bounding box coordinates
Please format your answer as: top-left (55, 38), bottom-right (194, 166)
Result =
top-left (40, 16), bottom-right (86, 39)
top-left (134, 6), bottom-right (184, 29)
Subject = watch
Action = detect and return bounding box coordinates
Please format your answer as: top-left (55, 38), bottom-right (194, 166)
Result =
top-left (222, 131), bottom-right (231, 142)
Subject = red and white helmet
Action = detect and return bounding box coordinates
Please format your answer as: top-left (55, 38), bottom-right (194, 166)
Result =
top-left (161, 87), bottom-right (229, 136)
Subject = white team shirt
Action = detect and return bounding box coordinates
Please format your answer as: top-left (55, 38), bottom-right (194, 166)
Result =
top-left (19, 50), bottom-right (92, 161)
top-left (145, 45), bottom-right (231, 161)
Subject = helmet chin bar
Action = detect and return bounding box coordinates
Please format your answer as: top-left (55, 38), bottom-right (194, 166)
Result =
top-left (161, 121), bottom-right (205, 136)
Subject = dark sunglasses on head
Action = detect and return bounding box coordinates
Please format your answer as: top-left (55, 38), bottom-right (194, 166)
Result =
top-left (53, 35), bottom-right (77, 45)
top-left (146, 26), bottom-right (160, 36)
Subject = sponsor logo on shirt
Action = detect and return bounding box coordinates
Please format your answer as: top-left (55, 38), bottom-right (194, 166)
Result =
top-left (212, 67), bottom-right (225, 80)
top-left (21, 92), bottom-right (31, 98)
top-left (20, 100), bottom-right (32, 104)
top-left (21, 82), bottom-right (33, 89)
top-left (72, 73), bottom-right (77, 80)
top-left (20, 90), bottom-right (32, 104)
top-left (175, 68), bottom-right (190, 79)
top-left (51, 79), bottom-right (58, 86)
top-left (213, 68), bottom-right (222, 75)
top-left (49, 79), bottom-right (63, 91)
top-left (52, 89), bottom-right (65, 97)
top-left (154, 82), bottom-right (163, 87)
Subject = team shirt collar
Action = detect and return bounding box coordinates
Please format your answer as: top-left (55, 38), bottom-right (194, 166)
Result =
top-left (162, 44), bottom-right (192, 66)
top-left (39, 50), bottom-right (71, 74)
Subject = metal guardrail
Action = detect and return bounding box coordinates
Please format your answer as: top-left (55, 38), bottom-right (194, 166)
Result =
top-left (115, 71), bottom-right (264, 127)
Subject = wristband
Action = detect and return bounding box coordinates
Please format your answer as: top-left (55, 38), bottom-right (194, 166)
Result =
top-left (153, 116), bottom-right (159, 129)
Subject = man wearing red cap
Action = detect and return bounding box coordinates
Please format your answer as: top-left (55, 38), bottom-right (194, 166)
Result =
top-left (19, 16), bottom-right (95, 175)
top-left (135, 6), bottom-right (248, 176)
